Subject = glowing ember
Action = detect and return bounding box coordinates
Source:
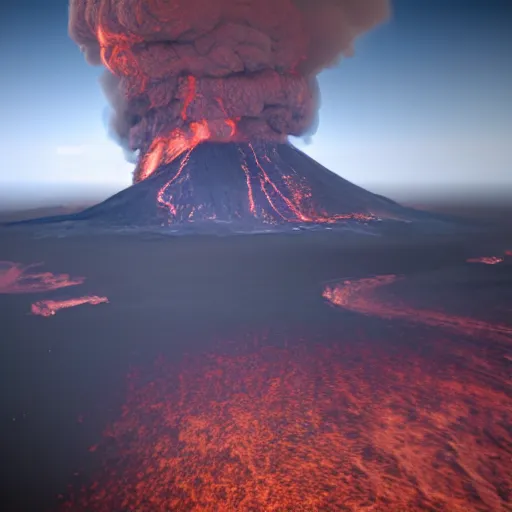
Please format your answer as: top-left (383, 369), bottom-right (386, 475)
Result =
top-left (61, 335), bottom-right (511, 511)
top-left (0, 261), bottom-right (84, 294)
top-left (31, 296), bottom-right (109, 317)
top-left (323, 276), bottom-right (512, 343)
top-left (467, 257), bottom-right (504, 265)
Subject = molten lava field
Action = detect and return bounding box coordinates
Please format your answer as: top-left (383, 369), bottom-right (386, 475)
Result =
top-left (0, 231), bottom-right (511, 511)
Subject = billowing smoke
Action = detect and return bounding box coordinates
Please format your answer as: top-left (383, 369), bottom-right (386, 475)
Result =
top-left (69, 0), bottom-right (389, 181)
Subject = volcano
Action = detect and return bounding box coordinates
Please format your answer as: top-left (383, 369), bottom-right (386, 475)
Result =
top-left (14, 142), bottom-right (447, 234)
top-left (34, 0), bottom-right (437, 235)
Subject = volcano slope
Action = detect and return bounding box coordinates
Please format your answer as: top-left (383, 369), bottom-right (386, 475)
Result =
top-left (8, 143), bottom-right (450, 234)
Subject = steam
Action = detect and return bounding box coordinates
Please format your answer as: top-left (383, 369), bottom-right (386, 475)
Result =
top-left (69, 0), bottom-right (389, 166)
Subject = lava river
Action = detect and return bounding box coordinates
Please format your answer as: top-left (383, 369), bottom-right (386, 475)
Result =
top-left (323, 275), bottom-right (512, 344)
top-left (0, 261), bottom-right (108, 316)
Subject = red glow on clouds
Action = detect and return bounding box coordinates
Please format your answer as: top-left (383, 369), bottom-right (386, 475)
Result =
top-left (0, 261), bottom-right (84, 294)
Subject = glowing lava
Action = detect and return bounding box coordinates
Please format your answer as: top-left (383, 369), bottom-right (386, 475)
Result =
top-left (156, 149), bottom-right (194, 216)
top-left (323, 275), bottom-right (512, 343)
top-left (149, 142), bottom-right (377, 225)
top-left (60, 334), bottom-right (511, 512)
top-left (181, 76), bottom-right (197, 121)
top-left (0, 261), bottom-right (84, 294)
top-left (467, 257), bottom-right (504, 265)
top-left (31, 296), bottom-right (109, 317)
top-left (137, 121), bottom-right (212, 183)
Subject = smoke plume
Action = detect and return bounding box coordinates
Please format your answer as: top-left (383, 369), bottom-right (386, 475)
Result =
top-left (69, 0), bottom-right (389, 181)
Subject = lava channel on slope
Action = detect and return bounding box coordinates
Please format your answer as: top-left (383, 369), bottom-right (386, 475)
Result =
top-left (59, 141), bottom-right (428, 229)
top-left (151, 141), bottom-right (380, 225)
top-left (59, 332), bottom-right (511, 512)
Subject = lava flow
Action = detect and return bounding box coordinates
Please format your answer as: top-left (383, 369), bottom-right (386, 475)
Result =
top-left (31, 296), bottom-right (109, 317)
top-left (323, 275), bottom-right (512, 343)
top-left (137, 121), bottom-right (212, 182)
top-left (60, 333), bottom-right (511, 512)
top-left (148, 142), bottom-right (378, 225)
top-left (0, 261), bottom-right (84, 294)
top-left (467, 256), bottom-right (504, 265)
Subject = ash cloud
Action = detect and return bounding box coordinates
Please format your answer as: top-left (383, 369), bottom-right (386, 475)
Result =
top-left (69, 0), bottom-right (389, 163)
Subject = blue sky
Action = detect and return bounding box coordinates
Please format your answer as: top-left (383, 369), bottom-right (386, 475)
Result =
top-left (1, 0), bottom-right (511, 208)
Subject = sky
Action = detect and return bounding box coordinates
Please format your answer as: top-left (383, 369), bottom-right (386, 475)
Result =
top-left (1, 0), bottom-right (511, 209)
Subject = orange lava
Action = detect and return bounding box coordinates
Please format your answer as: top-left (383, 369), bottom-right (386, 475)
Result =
top-left (137, 122), bottom-right (210, 183)
top-left (181, 76), bottom-right (197, 121)
top-left (135, 76), bottom-right (240, 183)
top-left (323, 275), bottom-right (512, 344)
top-left (467, 257), bottom-right (504, 265)
top-left (0, 261), bottom-right (84, 294)
top-left (131, 74), bottom-right (375, 225)
top-left (249, 143), bottom-right (311, 222)
top-left (31, 296), bottom-right (109, 317)
top-left (61, 333), bottom-right (511, 511)
top-left (149, 142), bottom-right (376, 224)
top-left (128, 67), bottom-right (374, 225)
top-left (157, 149), bottom-right (194, 216)
top-left (247, 144), bottom-right (375, 224)
top-left (240, 159), bottom-right (256, 215)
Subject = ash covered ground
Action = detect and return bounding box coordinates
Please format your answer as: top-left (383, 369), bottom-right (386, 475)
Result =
top-left (0, 224), bottom-right (511, 511)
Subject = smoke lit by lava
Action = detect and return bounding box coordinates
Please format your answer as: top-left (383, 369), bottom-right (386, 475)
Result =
top-left (70, 0), bottom-right (389, 177)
